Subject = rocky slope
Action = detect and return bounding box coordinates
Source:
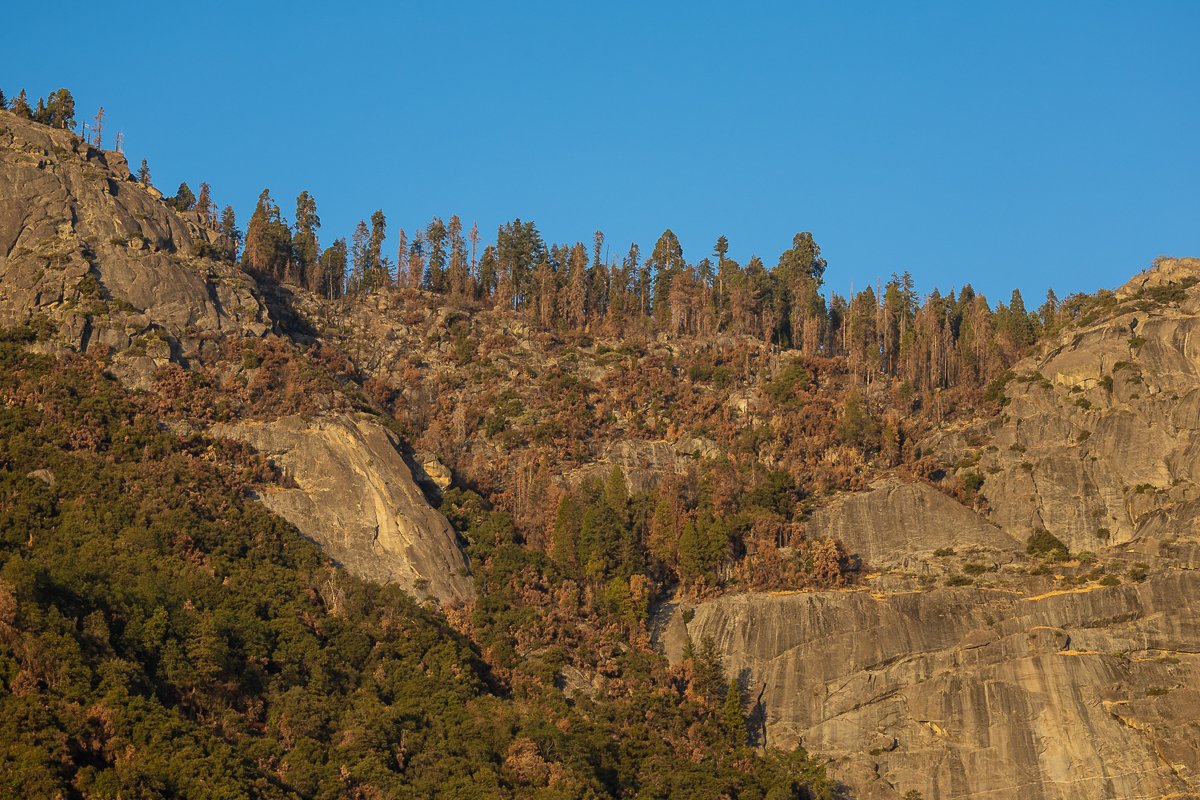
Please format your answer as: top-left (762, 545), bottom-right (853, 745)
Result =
top-left (215, 414), bottom-right (474, 605)
top-left (0, 110), bottom-right (268, 377)
top-left (661, 259), bottom-right (1200, 799)
top-left (0, 109), bottom-right (472, 607)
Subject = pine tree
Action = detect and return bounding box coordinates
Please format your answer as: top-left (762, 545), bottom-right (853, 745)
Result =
top-left (171, 182), bottom-right (196, 211)
top-left (551, 495), bottom-right (583, 574)
top-left (33, 97), bottom-right (48, 124)
top-left (1038, 288), bottom-right (1059, 333)
top-left (647, 494), bottom-right (676, 569)
top-left (721, 678), bottom-right (748, 746)
top-left (447, 215), bottom-right (468, 296)
top-left (349, 220), bottom-right (371, 294)
top-left (11, 89), bottom-right (32, 119)
top-left (242, 189), bottom-right (292, 279)
top-left (318, 238), bottom-right (347, 300)
top-left (407, 230), bottom-right (426, 292)
top-left (602, 466), bottom-right (628, 523)
top-left (425, 217), bottom-right (447, 292)
top-left (578, 502), bottom-right (623, 581)
top-left (45, 88), bottom-right (75, 129)
top-left (692, 636), bottom-right (727, 704)
top-left (219, 205), bottom-right (240, 260)
top-left (368, 210), bottom-right (387, 288)
top-left (195, 182), bottom-right (214, 222)
top-left (138, 159), bottom-right (151, 185)
top-left (293, 191), bottom-right (321, 290)
top-left (394, 228), bottom-right (409, 288)
top-left (0, 89), bottom-right (7, 110)
top-left (566, 242), bottom-right (588, 329)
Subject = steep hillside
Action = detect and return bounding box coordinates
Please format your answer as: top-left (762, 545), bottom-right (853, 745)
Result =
top-left (5, 101), bottom-right (1199, 800)
top-left (0, 335), bottom-right (839, 798)
top-left (0, 109), bottom-right (472, 606)
top-left (0, 111), bottom-right (267, 371)
top-left (663, 259), bottom-right (1200, 799)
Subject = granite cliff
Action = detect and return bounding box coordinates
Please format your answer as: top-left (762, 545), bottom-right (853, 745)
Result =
top-left (5, 101), bottom-right (1200, 798)
top-left (215, 413), bottom-right (474, 605)
top-left (662, 259), bottom-right (1200, 799)
top-left (0, 109), bottom-right (472, 606)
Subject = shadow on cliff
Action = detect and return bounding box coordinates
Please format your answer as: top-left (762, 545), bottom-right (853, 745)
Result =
top-left (246, 269), bottom-right (319, 343)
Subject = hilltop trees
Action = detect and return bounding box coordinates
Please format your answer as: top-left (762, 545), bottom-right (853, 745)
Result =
top-left (219, 205), bottom-right (240, 259)
top-left (316, 238), bottom-right (347, 300)
top-left (0, 81), bottom-right (1050, 399)
top-left (44, 88), bottom-right (75, 129)
top-left (256, 205), bottom-right (1044, 399)
top-left (168, 181), bottom-right (195, 211)
top-left (292, 190), bottom-right (320, 288)
top-left (194, 181), bottom-right (214, 220)
top-left (10, 89), bottom-right (32, 118)
top-left (241, 189), bottom-right (292, 279)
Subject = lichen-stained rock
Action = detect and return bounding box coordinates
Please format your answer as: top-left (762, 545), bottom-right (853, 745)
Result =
top-left (0, 109), bottom-right (268, 360)
top-left (807, 479), bottom-right (1021, 568)
top-left (664, 570), bottom-right (1200, 799)
top-left (214, 413), bottom-right (474, 606)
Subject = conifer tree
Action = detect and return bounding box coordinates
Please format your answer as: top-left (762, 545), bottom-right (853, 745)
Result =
top-left (195, 182), bottom-right (214, 222)
top-left (242, 189), bottom-right (292, 279)
top-left (11, 89), bottom-right (32, 119)
top-left (219, 205), bottom-right (240, 260)
top-left (349, 220), bottom-right (371, 294)
top-left (407, 230), bottom-right (426, 291)
top-left (0, 89), bottom-right (7, 110)
top-left (33, 97), bottom-right (47, 124)
top-left (293, 191), bottom-right (321, 290)
top-left (138, 159), bottom-right (151, 185)
top-left (45, 88), bottom-right (75, 129)
top-left (368, 210), bottom-right (387, 288)
top-left (317, 238), bottom-right (347, 300)
top-left (171, 182), bottom-right (195, 211)
top-left (425, 217), bottom-right (447, 292)
top-left (722, 678), bottom-right (748, 746)
top-left (448, 215), bottom-right (468, 296)
top-left (394, 228), bottom-right (409, 288)
top-left (551, 495), bottom-right (583, 574)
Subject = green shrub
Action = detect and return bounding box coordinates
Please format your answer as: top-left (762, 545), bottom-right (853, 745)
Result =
top-left (1026, 528), bottom-right (1069, 560)
top-left (984, 370), bottom-right (1015, 403)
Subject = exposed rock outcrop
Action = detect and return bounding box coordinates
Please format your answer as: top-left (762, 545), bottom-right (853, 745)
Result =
top-left (807, 479), bottom-right (1021, 569)
top-left (215, 413), bottom-right (474, 606)
top-left (665, 571), bottom-right (1200, 799)
top-left (0, 110), bottom-right (269, 365)
top-left (929, 257), bottom-right (1200, 554)
top-left (663, 258), bottom-right (1200, 799)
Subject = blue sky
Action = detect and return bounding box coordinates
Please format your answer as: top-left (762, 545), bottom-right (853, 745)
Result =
top-left (4, 1), bottom-right (1198, 304)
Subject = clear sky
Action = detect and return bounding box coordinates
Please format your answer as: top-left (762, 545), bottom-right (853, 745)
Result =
top-left (4, 1), bottom-right (1198, 304)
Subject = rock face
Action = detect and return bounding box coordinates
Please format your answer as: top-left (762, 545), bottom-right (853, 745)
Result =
top-left (665, 571), bottom-right (1200, 800)
top-left (929, 257), bottom-right (1200, 554)
top-left (0, 109), bottom-right (268, 363)
top-left (807, 480), bottom-right (1021, 570)
top-left (1, 110), bottom-right (472, 609)
top-left (216, 414), bottom-right (474, 606)
top-left (663, 259), bottom-right (1200, 799)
